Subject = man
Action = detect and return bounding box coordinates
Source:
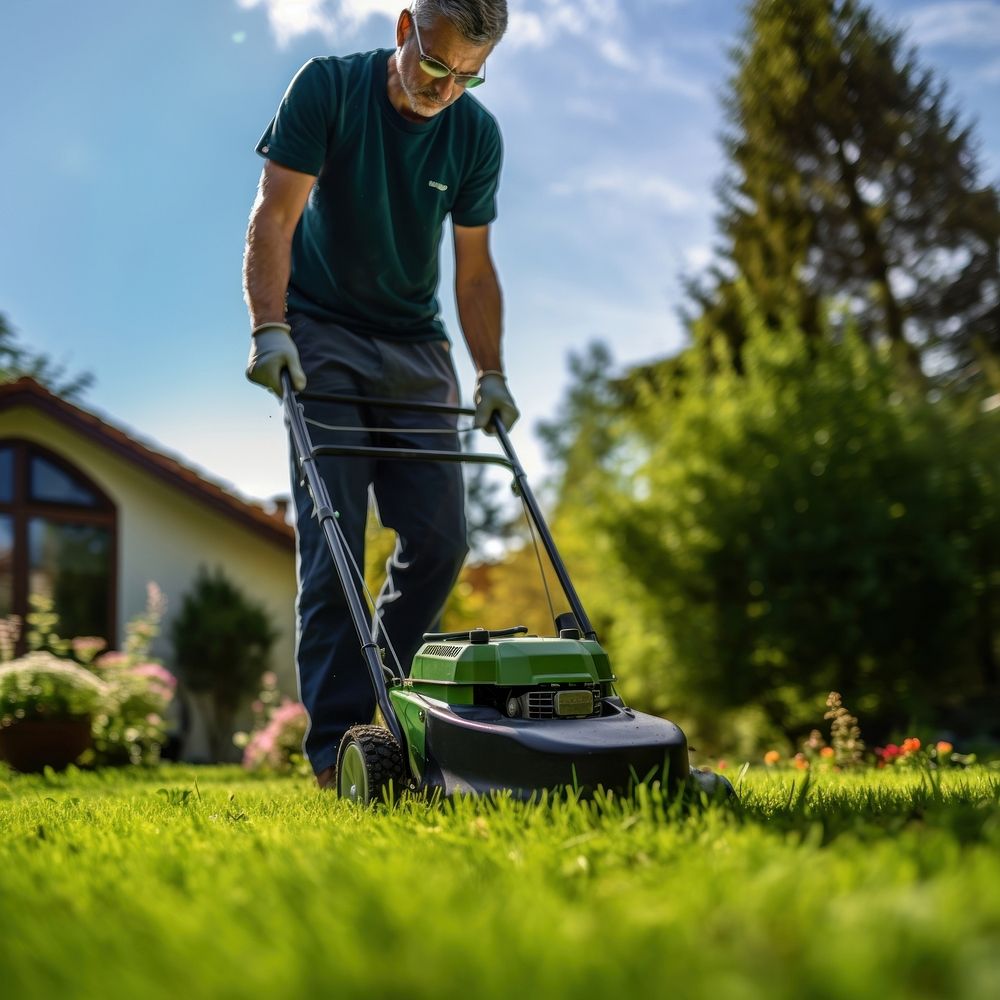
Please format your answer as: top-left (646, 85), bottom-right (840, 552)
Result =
top-left (242, 1), bottom-right (518, 789)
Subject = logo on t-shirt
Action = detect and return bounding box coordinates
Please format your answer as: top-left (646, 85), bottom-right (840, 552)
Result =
top-left (428, 180), bottom-right (449, 192)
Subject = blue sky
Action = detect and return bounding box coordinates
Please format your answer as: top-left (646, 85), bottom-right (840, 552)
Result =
top-left (2, 0), bottom-right (999, 505)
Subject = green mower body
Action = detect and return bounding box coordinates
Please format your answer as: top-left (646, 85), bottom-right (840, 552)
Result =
top-left (385, 630), bottom-right (692, 799)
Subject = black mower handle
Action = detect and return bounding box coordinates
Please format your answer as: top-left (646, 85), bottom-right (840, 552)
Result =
top-left (280, 372), bottom-right (599, 646)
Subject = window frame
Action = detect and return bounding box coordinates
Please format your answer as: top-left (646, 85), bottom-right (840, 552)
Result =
top-left (0, 439), bottom-right (118, 654)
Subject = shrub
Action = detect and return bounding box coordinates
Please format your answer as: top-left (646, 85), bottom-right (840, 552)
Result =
top-left (582, 317), bottom-right (999, 745)
top-left (0, 584), bottom-right (176, 766)
top-left (235, 672), bottom-right (309, 775)
top-left (171, 568), bottom-right (277, 760)
top-left (0, 652), bottom-right (109, 725)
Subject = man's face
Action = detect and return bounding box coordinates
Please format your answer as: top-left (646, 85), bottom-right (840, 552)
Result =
top-left (395, 11), bottom-right (493, 119)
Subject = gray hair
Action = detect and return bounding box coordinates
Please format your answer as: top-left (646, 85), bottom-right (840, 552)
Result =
top-left (411, 0), bottom-right (508, 45)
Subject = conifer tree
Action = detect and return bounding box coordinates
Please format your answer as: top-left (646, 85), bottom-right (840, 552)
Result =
top-left (0, 312), bottom-right (93, 401)
top-left (695, 0), bottom-right (1000, 381)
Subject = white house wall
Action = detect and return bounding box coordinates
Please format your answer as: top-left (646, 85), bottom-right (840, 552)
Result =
top-left (0, 405), bottom-right (298, 708)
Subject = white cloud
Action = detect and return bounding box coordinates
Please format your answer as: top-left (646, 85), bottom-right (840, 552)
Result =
top-left (237, 0), bottom-right (618, 48)
top-left (683, 244), bottom-right (713, 271)
top-left (907, 2), bottom-right (1000, 48)
top-left (236, 0), bottom-right (708, 101)
top-left (978, 56), bottom-right (1000, 81)
top-left (506, 0), bottom-right (617, 48)
top-left (564, 97), bottom-right (617, 122)
top-left (598, 38), bottom-right (631, 69)
top-left (551, 168), bottom-right (697, 214)
top-left (644, 56), bottom-right (710, 100)
top-left (236, 0), bottom-right (400, 47)
top-left (506, 11), bottom-right (548, 48)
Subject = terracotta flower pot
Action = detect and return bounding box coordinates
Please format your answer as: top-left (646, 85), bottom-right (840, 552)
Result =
top-left (0, 718), bottom-right (93, 772)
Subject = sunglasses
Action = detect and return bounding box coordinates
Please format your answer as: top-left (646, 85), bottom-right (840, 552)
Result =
top-left (409, 10), bottom-right (486, 89)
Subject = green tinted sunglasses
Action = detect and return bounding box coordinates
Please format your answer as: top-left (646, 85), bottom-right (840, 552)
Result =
top-left (410, 11), bottom-right (486, 88)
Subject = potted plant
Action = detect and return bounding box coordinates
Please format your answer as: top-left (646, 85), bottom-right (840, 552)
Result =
top-left (0, 652), bottom-right (109, 771)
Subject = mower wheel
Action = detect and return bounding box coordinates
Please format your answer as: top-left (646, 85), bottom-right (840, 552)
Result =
top-left (336, 725), bottom-right (406, 805)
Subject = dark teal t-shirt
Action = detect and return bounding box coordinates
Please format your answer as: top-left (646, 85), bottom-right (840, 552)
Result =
top-left (256, 49), bottom-right (503, 341)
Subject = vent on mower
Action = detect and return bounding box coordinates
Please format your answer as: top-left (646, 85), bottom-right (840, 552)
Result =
top-left (512, 684), bottom-right (602, 720)
top-left (420, 644), bottom-right (465, 658)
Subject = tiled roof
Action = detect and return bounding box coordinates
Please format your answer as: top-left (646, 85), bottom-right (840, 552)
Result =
top-left (0, 377), bottom-right (294, 549)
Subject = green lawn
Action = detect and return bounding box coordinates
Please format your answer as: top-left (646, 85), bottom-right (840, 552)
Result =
top-left (1, 764), bottom-right (998, 1000)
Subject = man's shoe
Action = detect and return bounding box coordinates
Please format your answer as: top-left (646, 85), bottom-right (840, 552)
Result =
top-left (316, 765), bottom-right (335, 790)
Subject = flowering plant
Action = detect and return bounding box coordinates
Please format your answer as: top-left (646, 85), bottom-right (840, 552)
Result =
top-left (86, 584), bottom-right (176, 766)
top-left (0, 652), bottom-right (109, 726)
top-left (234, 672), bottom-right (310, 775)
top-left (0, 584), bottom-right (177, 766)
top-left (873, 737), bottom-right (972, 769)
top-left (761, 691), bottom-right (973, 771)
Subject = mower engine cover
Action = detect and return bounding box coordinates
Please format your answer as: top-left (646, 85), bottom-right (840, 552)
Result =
top-left (389, 632), bottom-right (690, 799)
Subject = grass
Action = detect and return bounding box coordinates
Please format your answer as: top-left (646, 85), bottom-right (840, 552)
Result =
top-left (1, 763), bottom-right (998, 1000)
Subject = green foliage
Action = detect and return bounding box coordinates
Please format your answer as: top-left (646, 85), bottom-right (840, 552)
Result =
top-left (25, 593), bottom-right (71, 657)
top-left (0, 765), bottom-right (997, 999)
top-left (171, 567), bottom-right (277, 716)
top-left (593, 316), bottom-right (999, 745)
top-left (537, 340), bottom-right (622, 511)
top-left (233, 671), bottom-right (310, 775)
top-left (0, 587), bottom-right (176, 765)
top-left (87, 583), bottom-right (175, 766)
top-left (0, 652), bottom-right (109, 725)
top-left (0, 312), bottom-right (94, 400)
top-left (694, 0), bottom-right (1000, 381)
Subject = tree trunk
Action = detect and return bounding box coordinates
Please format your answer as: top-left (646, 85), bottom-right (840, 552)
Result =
top-left (832, 139), bottom-right (924, 376)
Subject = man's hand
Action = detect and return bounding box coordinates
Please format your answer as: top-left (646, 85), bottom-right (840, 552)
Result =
top-left (474, 371), bottom-right (519, 434)
top-left (246, 323), bottom-right (307, 398)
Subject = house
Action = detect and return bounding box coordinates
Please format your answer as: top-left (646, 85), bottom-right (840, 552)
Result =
top-left (0, 377), bottom-right (297, 759)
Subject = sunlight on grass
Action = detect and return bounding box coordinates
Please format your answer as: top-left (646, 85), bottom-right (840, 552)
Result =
top-left (1, 765), bottom-right (998, 999)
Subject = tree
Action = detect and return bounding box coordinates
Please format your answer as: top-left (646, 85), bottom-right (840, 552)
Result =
top-left (694, 0), bottom-right (1000, 382)
top-left (593, 307), bottom-right (999, 747)
top-left (171, 568), bottom-right (277, 761)
top-left (0, 312), bottom-right (93, 401)
top-left (536, 340), bottom-right (623, 512)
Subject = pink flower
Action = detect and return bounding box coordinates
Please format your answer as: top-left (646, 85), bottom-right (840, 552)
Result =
top-left (130, 663), bottom-right (178, 690)
top-left (262, 671), bottom-right (278, 688)
top-left (96, 651), bottom-right (129, 669)
top-left (146, 713), bottom-right (162, 726)
top-left (241, 698), bottom-right (309, 772)
top-left (272, 699), bottom-right (308, 725)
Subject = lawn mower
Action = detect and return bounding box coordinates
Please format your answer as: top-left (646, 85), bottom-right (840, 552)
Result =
top-left (281, 373), bottom-right (732, 804)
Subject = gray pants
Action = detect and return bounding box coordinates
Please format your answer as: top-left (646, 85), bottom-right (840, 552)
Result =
top-left (288, 313), bottom-right (468, 775)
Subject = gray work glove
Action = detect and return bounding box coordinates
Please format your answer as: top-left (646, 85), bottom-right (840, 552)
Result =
top-left (474, 371), bottom-right (519, 434)
top-left (246, 323), bottom-right (307, 398)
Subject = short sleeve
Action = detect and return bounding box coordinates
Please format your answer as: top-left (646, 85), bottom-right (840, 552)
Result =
top-left (255, 59), bottom-right (334, 176)
top-left (451, 116), bottom-right (503, 228)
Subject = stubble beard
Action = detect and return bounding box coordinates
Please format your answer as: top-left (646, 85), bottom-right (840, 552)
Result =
top-left (399, 73), bottom-right (448, 118)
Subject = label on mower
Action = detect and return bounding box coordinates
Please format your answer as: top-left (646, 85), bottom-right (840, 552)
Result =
top-left (554, 690), bottom-right (594, 717)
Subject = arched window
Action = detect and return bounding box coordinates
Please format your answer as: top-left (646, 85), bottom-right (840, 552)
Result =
top-left (0, 440), bottom-right (117, 652)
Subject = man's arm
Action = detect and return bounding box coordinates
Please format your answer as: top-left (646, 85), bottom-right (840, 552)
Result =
top-left (243, 159), bottom-right (316, 395)
top-left (453, 223), bottom-right (503, 372)
top-left (243, 159), bottom-right (316, 327)
top-left (454, 223), bottom-right (519, 431)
